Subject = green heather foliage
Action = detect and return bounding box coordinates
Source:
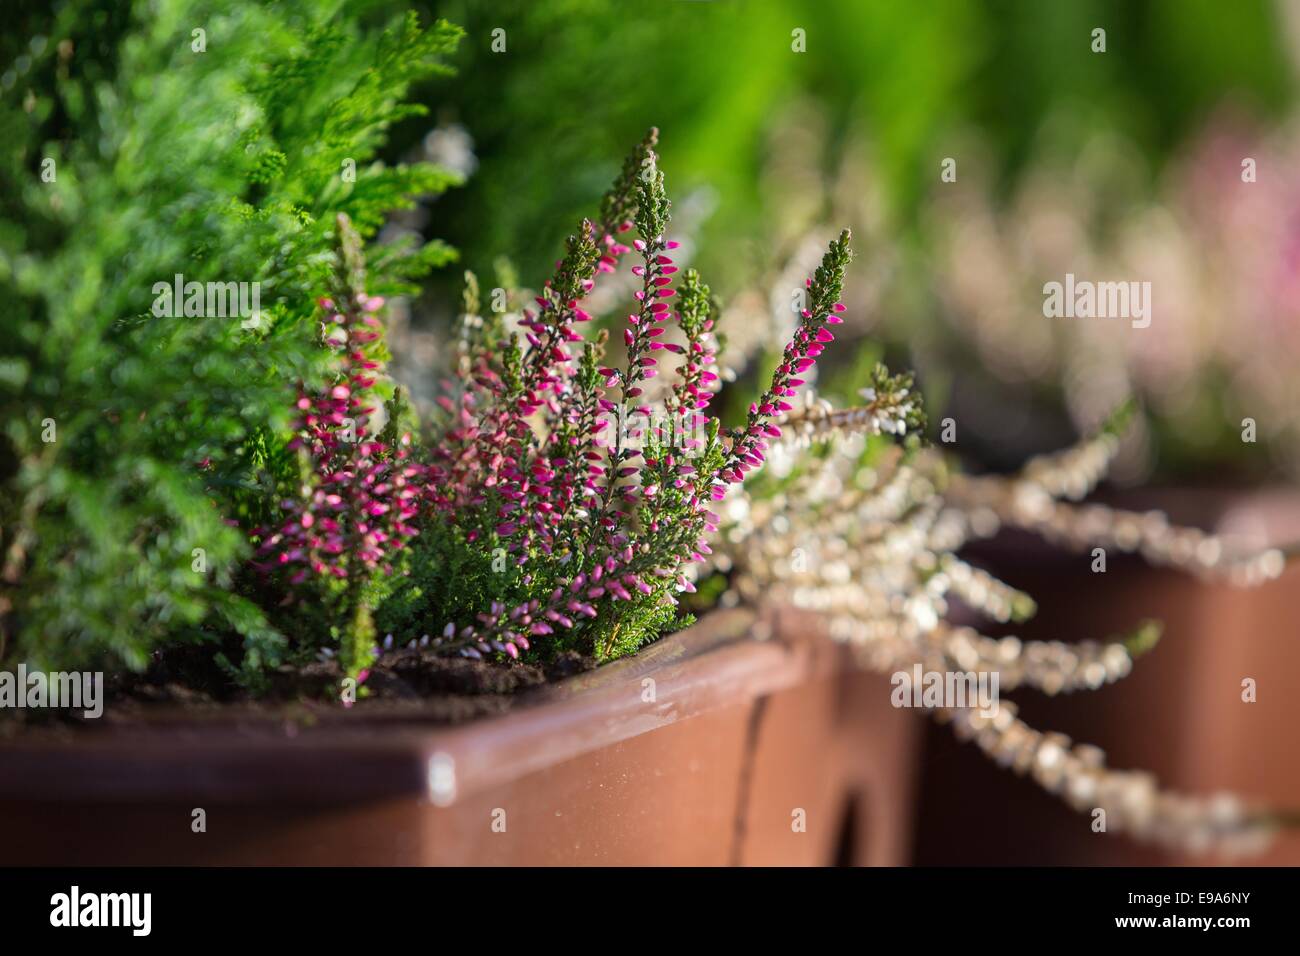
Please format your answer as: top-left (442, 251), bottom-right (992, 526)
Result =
top-left (0, 1), bottom-right (461, 672)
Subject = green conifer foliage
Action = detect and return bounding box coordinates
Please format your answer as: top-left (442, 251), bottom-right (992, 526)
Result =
top-left (0, 2), bottom-right (462, 672)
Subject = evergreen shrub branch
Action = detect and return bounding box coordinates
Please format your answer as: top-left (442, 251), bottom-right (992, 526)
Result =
top-left (0, 3), bottom-right (463, 674)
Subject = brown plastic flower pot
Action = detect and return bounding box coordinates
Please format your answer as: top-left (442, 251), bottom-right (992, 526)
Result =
top-left (0, 608), bottom-right (921, 866)
top-left (914, 487), bottom-right (1300, 866)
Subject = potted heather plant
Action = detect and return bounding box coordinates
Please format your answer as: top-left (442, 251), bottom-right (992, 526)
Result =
top-left (0, 1), bottom-right (1293, 867)
top-left (0, 110), bottom-right (932, 862)
top-left (3, 126), bottom-right (1292, 865)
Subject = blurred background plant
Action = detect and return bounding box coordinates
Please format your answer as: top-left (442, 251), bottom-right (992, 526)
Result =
top-left (918, 111), bottom-right (1300, 482)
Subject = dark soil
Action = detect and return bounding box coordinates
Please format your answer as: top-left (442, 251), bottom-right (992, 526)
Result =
top-left (0, 644), bottom-right (598, 735)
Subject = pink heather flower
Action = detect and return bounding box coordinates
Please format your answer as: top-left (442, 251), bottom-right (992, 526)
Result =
top-left (424, 138), bottom-right (852, 666)
top-left (254, 285), bottom-right (421, 593)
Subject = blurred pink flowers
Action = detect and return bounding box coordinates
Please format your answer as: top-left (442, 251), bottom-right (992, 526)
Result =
top-left (923, 111), bottom-right (1300, 478)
